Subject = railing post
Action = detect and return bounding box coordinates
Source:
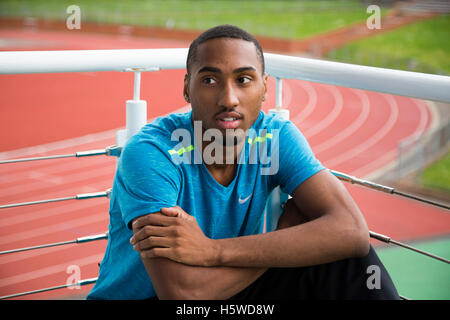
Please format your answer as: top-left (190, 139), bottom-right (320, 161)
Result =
top-left (276, 77), bottom-right (283, 110)
top-left (265, 77), bottom-right (290, 232)
top-left (116, 71), bottom-right (147, 148)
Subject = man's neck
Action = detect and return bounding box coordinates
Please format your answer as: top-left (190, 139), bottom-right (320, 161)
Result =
top-left (199, 134), bottom-right (246, 187)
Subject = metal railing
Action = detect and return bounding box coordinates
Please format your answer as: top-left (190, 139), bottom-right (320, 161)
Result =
top-left (0, 48), bottom-right (449, 300)
top-left (1, 49), bottom-right (450, 102)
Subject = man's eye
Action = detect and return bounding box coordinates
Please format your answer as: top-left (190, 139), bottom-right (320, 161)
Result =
top-left (238, 77), bottom-right (251, 84)
top-left (202, 77), bottom-right (216, 84)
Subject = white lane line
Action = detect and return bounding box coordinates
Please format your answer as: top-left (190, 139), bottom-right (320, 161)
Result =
top-left (0, 105), bottom-right (192, 161)
top-left (324, 93), bottom-right (399, 169)
top-left (0, 129), bottom-right (117, 161)
top-left (0, 157), bottom-right (115, 191)
top-left (354, 97), bottom-right (431, 178)
top-left (0, 163), bottom-right (115, 198)
top-left (303, 85), bottom-right (343, 138)
top-left (0, 148), bottom-right (115, 184)
top-left (0, 233), bottom-right (105, 265)
top-left (314, 89), bottom-right (370, 154)
top-left (0, 252), bottom-right (103, 288)
top-left (3, 160), bottom-right (112, 186)
top-left (405, 99), bottom-right (431, 139)
top-left (290, 81), bottom-right (318, 124)
top-left (0, 212), bottom-right (107, 246)
top-left (0, 199), bottom-right (106, 227)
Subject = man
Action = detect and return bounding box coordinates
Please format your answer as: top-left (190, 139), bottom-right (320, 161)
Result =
top-left (88, 25), bottom-right (399, 300)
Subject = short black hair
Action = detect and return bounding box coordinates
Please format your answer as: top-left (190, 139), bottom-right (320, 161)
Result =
top-left (186, 24), bottom-right (265, 75)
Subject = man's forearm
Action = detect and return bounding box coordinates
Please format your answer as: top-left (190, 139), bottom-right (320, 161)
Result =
top-left (215, 213), bottom-right (369, 268)
top-left (141, 256), bottom-right (266, 299)
top-left (132, 211), bottom-right (266, 300)
top-left (213, 172), bottom-right (370, 269)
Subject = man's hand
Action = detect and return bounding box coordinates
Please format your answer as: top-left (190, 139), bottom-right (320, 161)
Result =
top-left (130, 206), bottom-right (219, 267)
top-left (131, 206), bottom-right (267, 299)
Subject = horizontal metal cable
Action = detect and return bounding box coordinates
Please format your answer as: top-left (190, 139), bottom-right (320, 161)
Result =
top-left (369, 231), bottom-right (450, 264)
top-left (0, 188), bottom-right (111, 209)
top-left (0, 277), bottom-right (98, 300)
top-left (331, 170), bottom-right (450, 210)
top-left (0, 153), bottom-right (77, 163)
top-left (0, 145), bottom-right (122, 164)
top-left (0, 231), bottom-right (108, 255)
top-left (394, 189), bottom-right (450, 210)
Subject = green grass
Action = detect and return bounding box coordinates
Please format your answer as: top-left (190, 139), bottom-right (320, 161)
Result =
top-left (376, 237), bottom-right (450, 300)
top-left (0, 0), bottom-right (383, 39)
top-left (2, 1), bottom-right (447, 73)
top-left (421, 151), bottom-right (450, 192)
top-left (328, 14), bottom-right (450, 75)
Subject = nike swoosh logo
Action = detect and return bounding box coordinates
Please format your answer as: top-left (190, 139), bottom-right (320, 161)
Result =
top-left (238, 193), bottom-right (253, 204)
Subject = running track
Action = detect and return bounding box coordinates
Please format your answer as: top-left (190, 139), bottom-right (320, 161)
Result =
top-left (0, 29), bottom-right (449, 299)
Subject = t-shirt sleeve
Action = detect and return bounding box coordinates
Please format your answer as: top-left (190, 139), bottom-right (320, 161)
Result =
top-left (276, 121), bottom-right (326, 195)
top-left (115, 139), bottom-right (182, 229)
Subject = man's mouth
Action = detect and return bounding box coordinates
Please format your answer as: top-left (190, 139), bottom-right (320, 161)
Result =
top-left (216, 112), bottom-right (242, 130)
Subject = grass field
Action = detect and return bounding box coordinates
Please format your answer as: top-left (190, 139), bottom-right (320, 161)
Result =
top-left (1, 0), bottom-right (383, 39)
top-left (328, 14), bottom-right (450, 75)
top-left (3, 0), bottom-right (447, 74)
top-left (377, 237), bottom-right (450, 300)
top-left (422, 151), bottom-right (450, 193)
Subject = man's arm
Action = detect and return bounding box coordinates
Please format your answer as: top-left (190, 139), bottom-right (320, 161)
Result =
top-left (133, 169), bottom-right (370, 269)
top-left (137, 255), bottom-right (266, 300)
top-left (131, 210), bottom-right (266, 300)
top-left (215, 169), bottom-right (370, 267)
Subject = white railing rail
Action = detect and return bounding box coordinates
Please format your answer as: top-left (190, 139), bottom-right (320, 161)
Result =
top-left (1, 49), bottom-right (450, 103)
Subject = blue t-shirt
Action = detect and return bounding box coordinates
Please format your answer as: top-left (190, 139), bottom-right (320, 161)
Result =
top-left (87, 110), bottom-right (325, 299)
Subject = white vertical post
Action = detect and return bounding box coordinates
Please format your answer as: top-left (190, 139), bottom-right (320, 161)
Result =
top-left (276, 77), bottom-right (282, 110)
top-left (265, 77), bottom-right (290, 232)
top-left (133, 71), bottom-right (141, 100)
top-left (270, 77), bottom-right (289, 120)
top-left (116, 71), bottom-right (147, 148)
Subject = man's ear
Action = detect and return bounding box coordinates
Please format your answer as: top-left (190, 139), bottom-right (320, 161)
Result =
top-left (183, 74), bottom-right (190, 103)
top-left (262, 73), bottom-right (268, 101)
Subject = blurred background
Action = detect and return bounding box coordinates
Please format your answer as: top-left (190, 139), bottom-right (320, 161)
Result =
top-left (1, 0), bottom-right (448, 194)
top-left (1, 0), bottom-right (449, 74)
top-left (0, 0), bottom-right (448, 300)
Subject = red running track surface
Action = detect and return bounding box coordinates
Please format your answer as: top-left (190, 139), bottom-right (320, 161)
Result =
top-left (0, 28), bottom-right (449, 299)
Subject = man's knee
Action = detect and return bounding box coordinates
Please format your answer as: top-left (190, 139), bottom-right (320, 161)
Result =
top-left (311, 245), bottom-right (400, 300)
top-left (342, 245), bottom-right (400, 299)
top-left (358, 245), bottom-right (400, 299)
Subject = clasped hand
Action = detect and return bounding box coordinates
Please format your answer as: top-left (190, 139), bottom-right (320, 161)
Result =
top-left (130, 201), bottom-right (308, 267)
top-left (130, 207), bottom-right (219, 267)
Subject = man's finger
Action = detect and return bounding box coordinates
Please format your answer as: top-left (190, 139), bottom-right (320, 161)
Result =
top-left (132, 235), bottom-right (172, 251)
top-left (132, 212), bottom-right (175, 231)
top-left (159, 206), bottom-right (180, 217)
top-left (140, 247), bottom-right (178, 262)
top-left (161, 206), bottom-right (194, 221)
top-left (130, 225), bottom-right (168, 245)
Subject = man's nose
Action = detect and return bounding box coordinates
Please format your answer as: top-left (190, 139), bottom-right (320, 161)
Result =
top-left (218, 82), bottom-right (239, 108)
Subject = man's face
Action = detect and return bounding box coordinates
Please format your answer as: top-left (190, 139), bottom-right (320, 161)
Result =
top-left (184, 38), bottom-right (268, 145)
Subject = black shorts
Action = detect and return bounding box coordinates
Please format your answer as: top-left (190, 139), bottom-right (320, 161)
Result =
top-left (229, 245), bottom-right (400, 300)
